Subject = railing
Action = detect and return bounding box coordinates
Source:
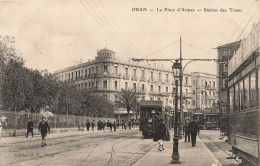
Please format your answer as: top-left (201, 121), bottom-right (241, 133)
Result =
top-left (123, 74), bottom-right (130, 80)
top-left (140, 77), bottom-right (146, 82)
top-left (131, 76), bottom-right (138, 81)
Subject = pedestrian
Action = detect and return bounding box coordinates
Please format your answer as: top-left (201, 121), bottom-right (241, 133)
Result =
top-left (184, 122), bottom-right (190, 142)
top-left (128, 120), bottom-right (131, 130)
top-left (78, 122), bottom-right (81, 131)
top-left (188, 116), bottom-right (200, 147)
top-left (91, 120), bottom-right (95, 131)
top-left (113, 121), bottom-right (117, 132)
top-left (102, 121), bottom-right (106, 130)
top-left (106, 120), bottom-right (110, 131)
top-left (109, 121), bottom-right (113, 132)
top-left (38, 117), bottom-right (50, 147)
top-left (86, 120), bottom-right (90, 131)
top-left (98, 120), bottom-right (101, 130)
top-left (153, 119), bottom-right (170, 151)
top-left (26, 117), bottom-right (34, 137)
top-left (0, 120), bottom-right (2, 137)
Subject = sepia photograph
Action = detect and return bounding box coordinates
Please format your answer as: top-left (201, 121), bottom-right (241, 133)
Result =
top-left (0, 0), bottom-right (259, 165)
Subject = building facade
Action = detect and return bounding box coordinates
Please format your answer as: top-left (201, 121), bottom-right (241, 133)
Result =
top-left (55, 48), bottom-right (220, 119)
top-left (190, 72), bottom-right (218, 113)
top-left (216, 41), bottom-right (241, 116)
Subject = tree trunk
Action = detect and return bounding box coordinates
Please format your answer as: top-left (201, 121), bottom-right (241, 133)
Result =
top-left (127, 107), bottom-right (130, 121)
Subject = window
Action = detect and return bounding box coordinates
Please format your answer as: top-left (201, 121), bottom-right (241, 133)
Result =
top-left (96, 66), bottom-right (98, 73)
top-left (201, 80), bottom-right (203, 86)
top-left (133, 69), bottom-right (137, 77)
top-left (114, 66), bottom-right (118, 75)
top-left (158, 86), bottom-right (161, 92)
top-left (166, 74), bottom-right (169, 82)
top-left (192, 100), bottom-right (195, 105)
top-left (133, 83), bottom-right (136, 90)
top-left (72, 72), bottom-right (73, 79)
top-left (250, 72), bottom-right (256, 108)
top-left (151, 71), bottom-right (153, 80)
top-left (125, 82), bottom-right (128, 89)
top-left (239, 80), bottom-right (244, 111)
top-left (142, 96), bottom-right (145, 100)
top-left (229, 87), bottom-right (234, 113)
top-left (159, 73), bottom-right (161, 81)
top-left (142, 84), bottom-right (145, 91)
top-left (213, 91), bottom-right (215, 97)
top-left (84, 69), bottom-right (87, 78)
top-left (166, 87), bottom-right (168, 93)
top-left (244, 76), bottom-right (249, 110)
top-left (185, 77), bottom-right (188, 85)
top-left (150, 97), bottom-right (153, 101)
top-left (158, 98), bottom-right (161, 101)
top-left (92, 81), bottom-right (94, 88)
top-left (166, 99), bottom-right (168, 106)
top-left (96, 81), bottom-right (98, 88)
top-left (213, 81), bottom-right (215, 87)
top-left (92, 67), bottom-right (94, 74)
top-left (103, 81), bottom-right (107, 89)
top-left (85, 82), bottom-right (88, 89)
top-left (209, 91), bottom-right (211, 96)
top-left (258, 70), bottom-right (260, 107)
top-left (235, 83), bottom-right (239, 112)
top-left (104, 65), bottom-right (108, 71)
top-left (193, 80), bottom-right (196, 85)
top-left (89, 82), bottom-right (91, 88)
top-left (142, 70), bottom-right (145, 78)
top-left (114, 81), bottom-right (117, 89)
top-left (193, 90), bottom-right (195, 95)
top-left (125, 68), bottom-right (128, 76)
top-left (76, 71), bottom-right (78, 78)
top-left (150, 85), bottom-right (153, 91)
top-left (89, 68), bottom-right (91, 75)
top-left (186, 89), bottom-right (188, 95)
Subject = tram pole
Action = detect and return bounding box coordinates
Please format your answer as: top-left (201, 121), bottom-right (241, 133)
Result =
top-left (171, 79), bottom-right (181, 164)
top-left (179, 37), bottom-right (183, 139)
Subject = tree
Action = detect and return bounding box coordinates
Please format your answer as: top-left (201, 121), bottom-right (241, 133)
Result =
top-left (115, 89), bottom-right (140, 121)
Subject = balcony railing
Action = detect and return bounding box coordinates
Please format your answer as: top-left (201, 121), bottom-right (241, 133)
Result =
top-left (131, 76), bottom-right (138, 81)
top-left (123, 74), bottom-right (130, 80)
top-left (140, 77), bottom-right (146, 82)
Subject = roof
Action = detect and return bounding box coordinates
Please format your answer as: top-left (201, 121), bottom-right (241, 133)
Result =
top-left (216, 40), bottom-right (241, 49)
top-left (140, 100), bottom-right (163, 108)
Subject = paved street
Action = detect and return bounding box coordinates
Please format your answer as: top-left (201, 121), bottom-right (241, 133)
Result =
top-left (199, 130), bottom-right (241, 166)
top-left (0, 128), bottom-right (156, 166)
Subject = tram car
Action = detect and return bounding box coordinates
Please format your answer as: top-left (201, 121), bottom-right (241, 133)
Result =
top-left (139, 100), bottom-right (164, 138)
top-left (193, 113), bottom-right (205, 130)
top-left (227, 21), bottom-right (259, 166)
top-left (204, 113), bottom-right (219, 130)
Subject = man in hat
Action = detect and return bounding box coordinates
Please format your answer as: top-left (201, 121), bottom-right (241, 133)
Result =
top-left (188, 116), bottom-right (200, 147)
top-left (38, 117), bottom-right (50, 147)
top-left (26, 117), bottom-right (34, 137)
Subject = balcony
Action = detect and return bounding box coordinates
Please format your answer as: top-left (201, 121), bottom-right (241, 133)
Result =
top-left (131, 76), bottom-right (138, 81)
top-left (205, 85), bottom-right (216, 90)
top-left (123, 74), bottom-right (130, 80)
top-left (140, 77), bottom-right (146, 82)
top-left (110, 73), bottom-right (121, 78)
top-left (148, 78), bottom-right (155, 83)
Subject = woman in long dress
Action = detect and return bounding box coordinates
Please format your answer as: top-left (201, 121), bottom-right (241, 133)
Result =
top-left (153, 119), bottom-right (170, 151)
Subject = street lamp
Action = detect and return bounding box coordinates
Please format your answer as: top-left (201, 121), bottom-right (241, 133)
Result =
top-left (171, 78), bottom-right (181, 164)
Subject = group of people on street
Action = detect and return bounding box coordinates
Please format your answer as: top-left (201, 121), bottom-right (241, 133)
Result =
top-left (184, 116), bottom-right (200, 147)
top-left (153, 116), bottom-right (200, 152)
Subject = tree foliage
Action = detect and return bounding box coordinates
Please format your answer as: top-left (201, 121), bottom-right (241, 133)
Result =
top-left (0, 36), bottom-right (114, 117)
top-left (115, 89), bottom-right (140, 120)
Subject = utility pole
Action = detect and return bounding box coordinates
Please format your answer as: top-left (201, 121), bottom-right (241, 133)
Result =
top-left (179, 37), bottom-right (183, 138)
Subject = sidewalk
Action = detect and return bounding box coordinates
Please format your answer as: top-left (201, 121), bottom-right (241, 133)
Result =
top-left (133, 134), bottom-right (223, 166)
top-left (0, 127), bottom-right (137, 145)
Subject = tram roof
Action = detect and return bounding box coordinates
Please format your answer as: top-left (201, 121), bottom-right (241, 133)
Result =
top-left (140, 100), bottom-right (163, 108)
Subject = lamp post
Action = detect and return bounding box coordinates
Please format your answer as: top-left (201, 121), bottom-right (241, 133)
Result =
top-left (171, 79), bottom-right (181, 164)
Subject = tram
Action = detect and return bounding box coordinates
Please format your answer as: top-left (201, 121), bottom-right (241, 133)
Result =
top-left (193, 113), bottom-right (205, 130)
top-left (139, 100), bottom-right (164, 138)
top-left (227, 21), bottom-right (259, 165)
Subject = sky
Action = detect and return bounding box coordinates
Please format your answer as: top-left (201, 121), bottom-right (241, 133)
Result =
top-left (0, 0), bottom-right (259, 75)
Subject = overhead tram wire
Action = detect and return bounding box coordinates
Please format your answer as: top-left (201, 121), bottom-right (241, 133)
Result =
top-left (142, 40), bottom-right (180, 59)
top-left (235, 7), bottom-right (258, 41)
top-left (83, 0), bottom-right (138, 59)
top-left (79, 0), bottom-right (133, 58)
top-left (182, 41), bottom-right (216, 58)
top-left (226, 5), bottom-right (256, 43)
top-left (93, 1), bottom-right (143, 58)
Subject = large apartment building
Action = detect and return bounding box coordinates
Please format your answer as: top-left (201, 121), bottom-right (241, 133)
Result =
top-left (54, 48), bottom-right (193, 119)
top-left (217, 41), bottom-right (241, 116)
top-left (190, 72), bottom-right (218, 113)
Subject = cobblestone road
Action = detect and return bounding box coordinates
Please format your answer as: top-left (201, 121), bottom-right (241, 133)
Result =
top-left (0, 129), bottom-right (156, 166)
top-left (199, 130), bottom-right (241, 166)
